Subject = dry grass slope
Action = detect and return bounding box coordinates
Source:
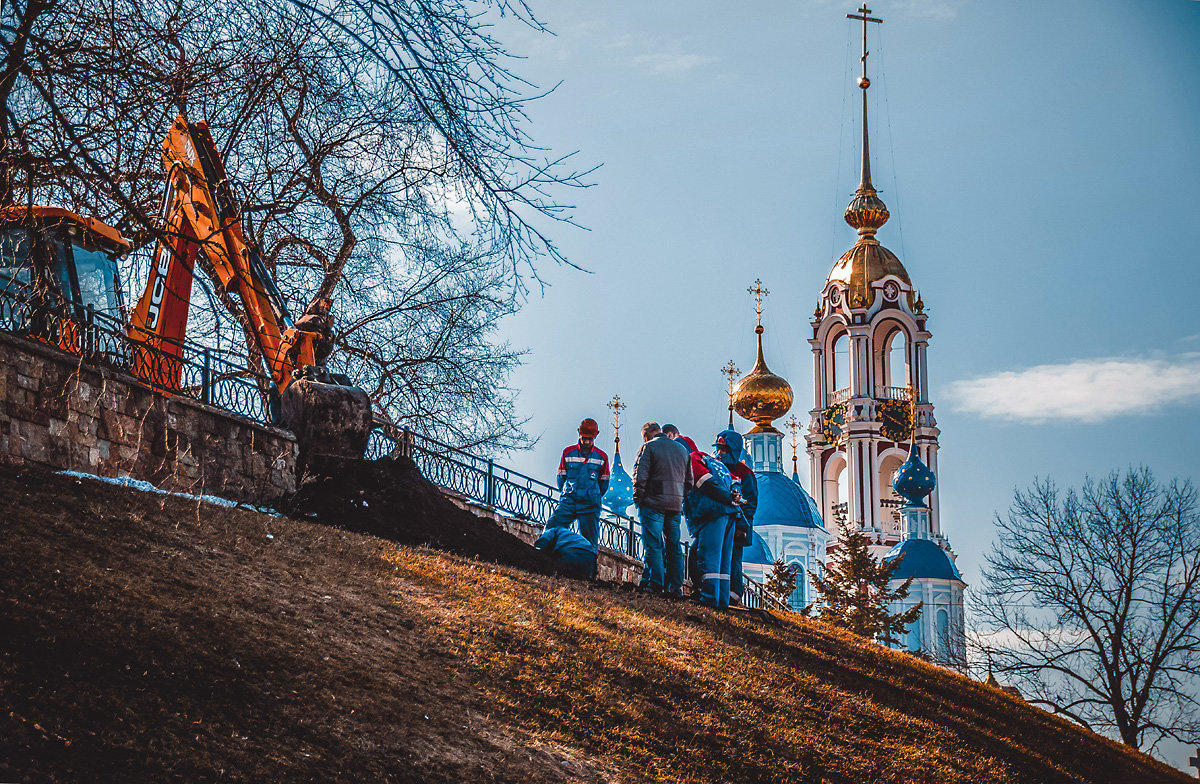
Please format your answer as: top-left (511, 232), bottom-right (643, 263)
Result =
top-left (0, 464), bottom-right (1189, 783)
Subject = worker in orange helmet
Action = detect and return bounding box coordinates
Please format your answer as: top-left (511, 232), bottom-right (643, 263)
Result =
top-left (545, 418), bottom-right (611, 575)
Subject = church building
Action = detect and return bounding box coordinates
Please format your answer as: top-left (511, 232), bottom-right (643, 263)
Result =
top-left (733, 4), bottom-right (966, 662)
top-left (800, 3), bottom-right (965, 665)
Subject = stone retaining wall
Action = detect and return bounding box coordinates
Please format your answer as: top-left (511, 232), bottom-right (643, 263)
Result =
top-left (0, 332), bottom-right (296, 506)
top-left (445, 493), bottom-right (645, 585)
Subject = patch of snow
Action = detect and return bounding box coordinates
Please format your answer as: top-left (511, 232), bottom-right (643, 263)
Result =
top-left (57, 470), bottom-right (281, 516)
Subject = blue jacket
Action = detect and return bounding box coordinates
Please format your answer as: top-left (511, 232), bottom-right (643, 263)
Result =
top-left (535, 526), bottom-right (597, 579)
top-left (686, 453), bottom-right (737, 527)
top-left (556, 442), bottom-right (610, 512)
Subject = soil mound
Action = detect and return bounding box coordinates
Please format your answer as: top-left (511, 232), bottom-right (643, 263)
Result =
top-left (288, 454), bottom-right (557, 575)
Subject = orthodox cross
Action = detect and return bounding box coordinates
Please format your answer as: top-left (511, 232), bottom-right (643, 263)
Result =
top-left (721, 359), bottom-right (740, 428)
top-left (786, 413), bottom-right (801, 476)
top-left (847, 4), bottom-right (882, 188)
top-left (747, 278), bottom-right (770, 333)
top-left (847, 4), bottom-right (882, 81)
top-left (607, 394), bottom-right (626, 454)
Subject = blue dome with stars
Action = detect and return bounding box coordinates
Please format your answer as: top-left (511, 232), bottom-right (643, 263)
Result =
top-left (892, 443), bottom-right (936, 506)
top-left (603, 451), bottom-right (634, 516)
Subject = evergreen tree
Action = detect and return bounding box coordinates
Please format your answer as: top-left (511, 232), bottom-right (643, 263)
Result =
top-left (806, 528), bottom-right (921, 645)
top-left (764, 559), bottom-right (801, 605)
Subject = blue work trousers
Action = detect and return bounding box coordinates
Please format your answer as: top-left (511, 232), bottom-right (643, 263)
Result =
top-left (692, 514), bottom-right (735, 608)
top-left (546, 503), bottom-right (600, 550)
top-left (730, 542), bottom-right (745, 602)
top-left (637, 507), bottom-right (683, 594)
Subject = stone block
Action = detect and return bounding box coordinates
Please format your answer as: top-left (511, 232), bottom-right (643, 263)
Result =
top-left (16, 374), bottom-right (39, 391)
top-left (19, 427), bottom-right (50, 462)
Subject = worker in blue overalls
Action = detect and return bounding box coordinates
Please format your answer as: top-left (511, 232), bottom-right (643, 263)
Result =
top-left (546, 418), bottom-right (611, 576)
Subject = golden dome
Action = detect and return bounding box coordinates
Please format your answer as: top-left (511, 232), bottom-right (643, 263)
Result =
top-left (733, 326), bottom-right (793, 433)
top-left (826, 235), bottom-right (914, 310)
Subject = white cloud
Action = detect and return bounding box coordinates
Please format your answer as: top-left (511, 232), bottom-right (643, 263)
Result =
top-left (628, 52), bottom-right (718, 75)
top-left (602, 31), bottom-right (717, 76)
top-left (945, 354), bottom-right (1200, 424)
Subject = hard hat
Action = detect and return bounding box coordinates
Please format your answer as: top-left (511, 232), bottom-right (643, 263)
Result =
top-left (578, 418), bottom-right (599, 437)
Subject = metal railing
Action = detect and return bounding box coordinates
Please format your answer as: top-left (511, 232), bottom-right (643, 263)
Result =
top-left (368, 426), bottom-right (642, 559)
top-left (0, 284), bottom-right (276, 424)
top-left (368, 426), bottom-right (790, 612)
top-left (0, 286), bottom-right (789, 611)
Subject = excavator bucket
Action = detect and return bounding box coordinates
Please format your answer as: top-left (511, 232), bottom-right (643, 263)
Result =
top-left (279, 376), bottom-right (374, 468)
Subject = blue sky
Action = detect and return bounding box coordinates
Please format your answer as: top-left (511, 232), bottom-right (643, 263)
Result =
top-left (484, 0), bottom-right (1199, 764)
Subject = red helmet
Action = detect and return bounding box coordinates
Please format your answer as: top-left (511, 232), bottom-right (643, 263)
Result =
top-left (578, 418), bottom-right (599, 437)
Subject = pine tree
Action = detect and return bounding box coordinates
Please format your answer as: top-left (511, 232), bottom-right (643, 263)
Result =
top-left (806, 528), bottom-right (922, 645)
top-left (763, 559), bottom-right (801, 605)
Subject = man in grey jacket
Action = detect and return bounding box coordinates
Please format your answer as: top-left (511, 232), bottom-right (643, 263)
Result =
top-left (633, 421), bottom-right (693, 596)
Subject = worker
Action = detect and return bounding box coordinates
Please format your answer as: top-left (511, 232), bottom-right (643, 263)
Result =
top-left (680, 433), bottom-right (738, 608)
top-left (632, 421), bottom-right (692, 596)
top-left (714, 429), bottom-right (758, 606)
top-left (546, 418), bottom-right (610, 575)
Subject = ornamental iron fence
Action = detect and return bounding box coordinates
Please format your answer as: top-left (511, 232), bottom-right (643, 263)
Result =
top-left (0, 284), bottom-right (786, 611)
top-left (368, 426), bottom-right (789, 612)
top-left (0, 284), bottom-right (275, 423)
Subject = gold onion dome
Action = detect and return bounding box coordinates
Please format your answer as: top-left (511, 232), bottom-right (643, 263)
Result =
top-left (734, 325), bottom-right (793, 433)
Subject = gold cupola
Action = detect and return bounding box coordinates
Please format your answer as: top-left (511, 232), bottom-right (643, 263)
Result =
top-left (825, 10), bottom-right (914, 310)
top-left (734, 280), bottom-right (793, 433)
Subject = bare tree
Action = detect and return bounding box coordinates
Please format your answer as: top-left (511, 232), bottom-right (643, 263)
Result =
top-left (1, 0), bottom-right (589, 449)
top-left (975, 467), bottom-right (1200, 754)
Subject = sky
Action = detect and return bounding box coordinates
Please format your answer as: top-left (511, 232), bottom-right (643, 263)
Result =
top-left (485, 0), bottom-right (1199, 763)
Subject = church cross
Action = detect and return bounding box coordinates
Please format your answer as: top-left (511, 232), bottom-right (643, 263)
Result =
top-left (786, 413), bottom-right (801, 474)
top-left (722, 359), bottom-right (740, 428)
top-left (747, 278), bottom-right (771, 329)
top-left (847, 4), bottom-right (883, 79)
top-left (607, 394), bottom-right (626, 452)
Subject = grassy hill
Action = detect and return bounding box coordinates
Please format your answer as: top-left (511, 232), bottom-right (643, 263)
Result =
top-left (0, 462), bottom-right (1189, 783)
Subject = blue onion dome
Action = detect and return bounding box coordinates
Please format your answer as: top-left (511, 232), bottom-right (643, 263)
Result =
top-left (603, 451), bottom-right (634, 516)
top-left (755, 472), bottom-right (825, 529)
top-left (892, 443), bottom-right (935, 507)
top-left (741, 532), bottom-right (775, 565)
top-left (884, 539), bottom-right (963, 581)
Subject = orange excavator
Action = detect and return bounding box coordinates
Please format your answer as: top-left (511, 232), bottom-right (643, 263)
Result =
top-left (0, 115), bottom-right (373, 463)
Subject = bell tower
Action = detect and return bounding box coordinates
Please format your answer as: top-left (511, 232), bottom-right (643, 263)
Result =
top-left (805, 5), bottom-right (946, 553)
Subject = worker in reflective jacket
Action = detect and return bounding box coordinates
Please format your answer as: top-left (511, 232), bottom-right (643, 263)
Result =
top-left (546, 418), bottom-right (611, 570)
top-left (715, 429), bottom-right (758, 605)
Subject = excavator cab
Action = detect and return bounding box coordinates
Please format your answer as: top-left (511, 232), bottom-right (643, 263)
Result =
top-left (0, 207), bottom-right (130, 349)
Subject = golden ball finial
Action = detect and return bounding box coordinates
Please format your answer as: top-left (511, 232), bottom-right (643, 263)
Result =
top-left (858, 76), bottom-right (871, 89)
top-left (733, 329), bottom-right (793, 433)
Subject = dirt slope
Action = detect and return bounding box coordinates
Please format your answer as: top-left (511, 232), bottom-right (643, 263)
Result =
top-left (0, 463), bottom-right (1189, 783)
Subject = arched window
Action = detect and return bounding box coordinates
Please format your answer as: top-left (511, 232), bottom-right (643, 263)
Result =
top-left (878, 451), bottom-right (906, 536)
top-left (907, 615), bottom-right (921, 652)
top-left (824, 456), bottom-right (848, 532)
top-left (937, 609), bottom-right (950, 658)
top-left (884, 327), bottom-right (908, 390)
top-left (788, 568), bottom-right (806, 610)
top-left (831, 332), bottom-right (849, 394)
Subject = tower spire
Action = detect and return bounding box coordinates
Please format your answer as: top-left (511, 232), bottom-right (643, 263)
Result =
top-left (844, 5), bottom-right (889, 237)
top-left (722, 359), bottom-right (741, 428)
top-left (607, 394), bottom-right (626, 454)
